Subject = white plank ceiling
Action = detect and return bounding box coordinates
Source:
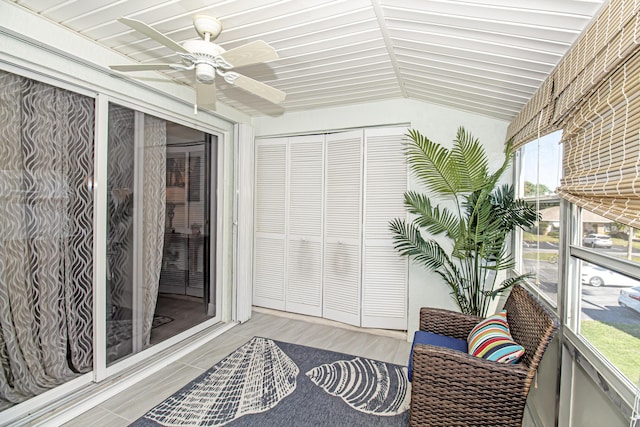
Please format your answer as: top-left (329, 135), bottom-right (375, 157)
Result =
top-left (9, 0), bottom-right (606, 120)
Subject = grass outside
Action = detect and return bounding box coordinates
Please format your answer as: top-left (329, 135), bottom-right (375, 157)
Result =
top-left (522, 252), bottom-right (558, 262)
top-left (611, 237), bottom-right (640, 251)
top-left (580, 320), bottom-right (640, 383)
top-left (523, 232), bottom-right (559, 244)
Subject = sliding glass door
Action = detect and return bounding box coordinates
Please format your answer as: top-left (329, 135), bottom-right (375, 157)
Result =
top-left (0, 68), bottom-right (221, 413)
top-left (0, 70), bottom-right (95, 409)
top-left (106, 104), bottom-right (217, 365)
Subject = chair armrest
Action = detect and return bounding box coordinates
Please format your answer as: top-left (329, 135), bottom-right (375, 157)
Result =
top-left (410, 344), bottom-right (531, 427)
top-left (419, 307), bottom-right (483, 340)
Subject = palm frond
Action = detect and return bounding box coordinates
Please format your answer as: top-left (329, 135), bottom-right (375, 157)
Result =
top-left (389, 218), bottom-right (449, 271)
top-left (491, 184), bottom-right (539, 230)
top-left (450, 126), bottom-right (489, 192)
top-left (404, 191), bottom-right (460, 238)
top-left (486, 273), bottom-right (534, 298)
top-left (485, 139), bottom-right (514, 191)
top-left (405, 129), bottom-right (459, 196)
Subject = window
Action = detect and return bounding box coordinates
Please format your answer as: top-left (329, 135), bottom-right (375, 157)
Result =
top-left (570, 207), bottom-right (640, 387)
top-left (516, 130), bottom-right (563, 305)
top-left (517, 131), bottom-right (640, 413)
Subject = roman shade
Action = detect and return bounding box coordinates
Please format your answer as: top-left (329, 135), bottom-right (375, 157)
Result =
top-left (558, 48), bottom-right (640, 228)
top-left (507, 0), bottom-right (640, 149)
top-left (507, 0), bottom-right (640, 228)
top-left (505, 78), bottom-right (556, 149)
top-left (552, 0), bottom-right (640, 125)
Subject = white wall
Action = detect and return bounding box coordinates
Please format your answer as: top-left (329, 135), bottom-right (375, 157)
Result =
top-left (253, 98), bottom-right (510, 335)
top-left (523, 337), bottom-right (560, 427)
top-left (568, 365), bottom-right (627, 426)
top-left (556, 344), bottom-right (629, 427)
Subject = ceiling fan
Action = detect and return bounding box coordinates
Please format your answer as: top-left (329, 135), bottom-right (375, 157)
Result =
top-left (110, 15), bottom-right (286, 111)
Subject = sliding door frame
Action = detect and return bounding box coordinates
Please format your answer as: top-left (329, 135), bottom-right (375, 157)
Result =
top-left (0, 32), bottom-right (236, 422)
top-left (102, 96), bottom-right (226, 377)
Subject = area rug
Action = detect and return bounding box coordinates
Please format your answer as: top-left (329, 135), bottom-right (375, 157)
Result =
top-left (130, 337), bottom-right (410, 426)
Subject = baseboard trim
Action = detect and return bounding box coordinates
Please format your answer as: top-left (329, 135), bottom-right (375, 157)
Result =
top-left (252, 306), bottom-right (407, 341)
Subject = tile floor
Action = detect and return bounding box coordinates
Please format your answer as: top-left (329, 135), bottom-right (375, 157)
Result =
top-left (63, 310), bottom-right (412, 426)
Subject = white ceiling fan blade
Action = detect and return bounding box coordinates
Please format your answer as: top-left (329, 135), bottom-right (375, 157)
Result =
top-left (230, 74), bottom-right (286, 104)
top-left (110, 64), bottom-right (175, 72)
top-left (119, 17), bottom-right (191, 54)
top-left (219, 40), bottom-right (279, 68)
top-left (196, 82), bottom-right (216, 110)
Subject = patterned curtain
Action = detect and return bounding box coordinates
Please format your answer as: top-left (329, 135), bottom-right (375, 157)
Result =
top-left (0, 71), bottom-right (94, 408)
top-left (142, 116), bottom-right (166, 345)
top-left (106, 107), bottom-right (166, 357)
top-left (106, 105), bottom-right (135, 362)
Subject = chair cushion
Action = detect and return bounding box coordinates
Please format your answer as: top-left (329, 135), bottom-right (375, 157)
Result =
top-left (407, 330), bottom-right (468, 381)
top-left (467, 310), bottom-right (525, 363)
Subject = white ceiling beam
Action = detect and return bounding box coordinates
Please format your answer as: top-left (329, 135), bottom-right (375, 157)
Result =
top-left (370, 0), bottom-right (407, 97)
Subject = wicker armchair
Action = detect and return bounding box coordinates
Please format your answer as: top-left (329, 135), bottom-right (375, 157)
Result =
top-left (410, 284), bottom-right (559, 427)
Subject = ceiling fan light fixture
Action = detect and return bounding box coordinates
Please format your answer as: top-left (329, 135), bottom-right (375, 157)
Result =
top-left (195, 63), bottom-right (215, 83)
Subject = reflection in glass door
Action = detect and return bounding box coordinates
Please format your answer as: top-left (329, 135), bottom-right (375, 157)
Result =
top-left (106, 104), bottom-right (216, 365)
top-left (162, 144), bottom-right (208, 299)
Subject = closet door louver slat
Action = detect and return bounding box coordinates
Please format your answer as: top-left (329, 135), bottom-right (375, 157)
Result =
top-left (253, 139), bottom-right (287, 310)
top-left (323, 130), bottom-right (363, 326)
top-left (286, 135), bottom-right (324, 316)
top-left (361, 127), bottom-right (408, 329)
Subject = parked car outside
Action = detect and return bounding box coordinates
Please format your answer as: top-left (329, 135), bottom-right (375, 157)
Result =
top-left (581, 263), bottom-right (639, 287)
top-left (582, 233), bottom-right (613, 249)
top-left (618, 286), bottom-right (640, 315)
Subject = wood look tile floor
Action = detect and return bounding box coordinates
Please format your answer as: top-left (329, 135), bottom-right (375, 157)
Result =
top-left (63, 310), bottom-right (412, 426)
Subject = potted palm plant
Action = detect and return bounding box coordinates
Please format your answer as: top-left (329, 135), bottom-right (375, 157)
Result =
top-left (389, 127), bottom-right (539, 317)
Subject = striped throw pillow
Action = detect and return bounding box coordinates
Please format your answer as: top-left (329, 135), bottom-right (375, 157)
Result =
top-left (467, 310), bottom-right (524, 363)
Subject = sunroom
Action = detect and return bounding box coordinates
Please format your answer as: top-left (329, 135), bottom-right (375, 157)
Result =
top-left (0, 1), bottom-right (639, 426)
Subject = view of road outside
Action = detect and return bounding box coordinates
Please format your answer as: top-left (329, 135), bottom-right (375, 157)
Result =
top-left (521, 237), bottom-right (559, 302)
top-left (519, 132), bottom-right (639, 385)
top-left (577, 222), bottom-right (640, 385)
top-left (522, 220), bottom-right (640, 384)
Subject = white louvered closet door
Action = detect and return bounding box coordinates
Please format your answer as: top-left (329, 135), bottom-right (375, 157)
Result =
top-left (323, 130), bottom-right (363, 326)
top-left (253, 138), bottom-right (287, 310)
top-left (362, 127), bottom-right (408, 329)
top-left (286, 135), bottom-right (324, 316)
